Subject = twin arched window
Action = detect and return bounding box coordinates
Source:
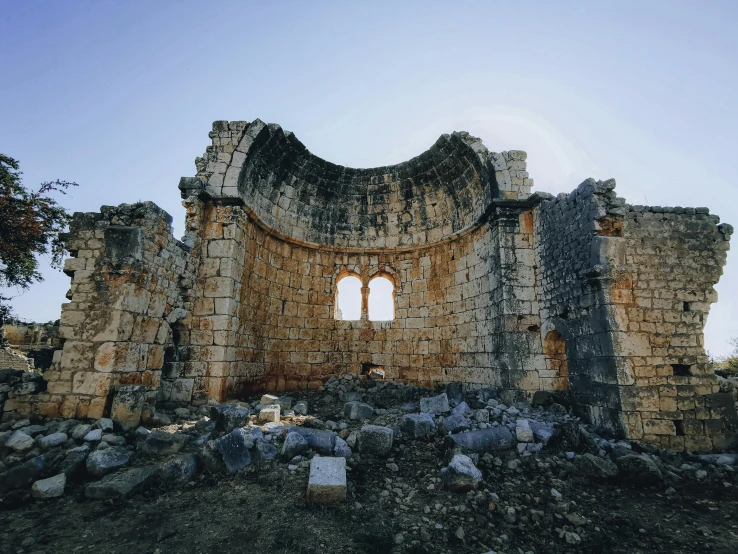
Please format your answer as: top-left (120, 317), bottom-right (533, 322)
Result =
top-left (335, 274), bottom-right (395, 321)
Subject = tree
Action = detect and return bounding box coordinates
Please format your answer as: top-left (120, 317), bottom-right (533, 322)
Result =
top-left (0, 154), bottom-right (77, 328)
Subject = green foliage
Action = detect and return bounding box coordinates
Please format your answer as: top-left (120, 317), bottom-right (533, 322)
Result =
top-left (0, 154), bottom-right (77, 326)
top-left (713, 337), bottom-right (738, 374)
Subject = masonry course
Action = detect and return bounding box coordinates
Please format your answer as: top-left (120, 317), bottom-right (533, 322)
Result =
top-left (2, 119), bottom-right (734, 451)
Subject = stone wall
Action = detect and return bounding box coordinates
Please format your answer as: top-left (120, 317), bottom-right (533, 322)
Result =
top-left (3, 202), bottom-right (195, 425)
top-left (3, 119), bottom-right (733, 450)
top-left (0, 348), bottom-right (32, 371)
top-left (615, 205), bottom-right (736, 450)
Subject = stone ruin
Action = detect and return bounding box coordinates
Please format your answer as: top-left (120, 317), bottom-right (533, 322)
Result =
top-left (2, 119), bottom-right (735, 452)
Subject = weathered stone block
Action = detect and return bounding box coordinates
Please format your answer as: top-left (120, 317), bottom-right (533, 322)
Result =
top-left (307, 456), bottom-right (346, 504)
top-left (110, 385), bottom-right (147, 430)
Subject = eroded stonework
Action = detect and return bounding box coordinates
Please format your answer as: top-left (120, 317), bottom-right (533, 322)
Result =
top-left (4, 119), bottom-right (735, 451)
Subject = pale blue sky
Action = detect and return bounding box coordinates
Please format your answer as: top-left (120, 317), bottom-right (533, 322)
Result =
top-left (1, 1), bottom-right (736, 355)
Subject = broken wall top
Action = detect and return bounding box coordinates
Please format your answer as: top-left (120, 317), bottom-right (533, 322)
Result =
top-left (179, 120), bottom-right (534, 251)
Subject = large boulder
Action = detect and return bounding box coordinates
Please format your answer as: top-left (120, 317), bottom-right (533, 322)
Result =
top-left (281, 431), bottom-right (308, 460)
top-left (209, 404), bottom-right (251, 433)
top-left (547, 422), bottom-right (598, 454)
top-left (451, 402), bottom-right (473, 417)
top-left (572, 453), bottom-right (619, 482)
top-left (59, 451), bottom-right (88, 479)
top-left (31, 474), bottom-right (66, 499)
top-left (441, 454), bottom-right (482, 492)
top-left (333, 436), bottom-right (352, 458)
top-left (158, 454), bottom-right (198, 484)
top-left (85, 467), bottom-right (156, 500)
top-left (251, 439), bottom-right (278, 464)
top-left (446, 427), bottom-right (515, 453)
top-left (37, 432), bottom-right (68, 450)
top-left (1, 455), bottom-right (46, 490)
top-left (420, 393), bottom-right (451, 415)
top-left (258, 405), bottom-right (280, 423)
top-left (445, 383), bottom-right (464, 407)
top-left (400, 414), bottom-right (435, 439)
top-left (344, 401), bottom-right (374, 420)
top-left (140, 431), bottom-right (188, 456)
top-left (616, 455), bottom-right (663, 487)
top-left (289, 427), bottom-right (336, 455)
top-left (213, 428), bottom-right (253, 473)
top-left (529, 421), bottom-right (556, 445)
top-left (5, 431), bottom-right (34, 452)
top-left (86, 447), bottom-right (130, 477)
top-left (439, 414), bottom-right (471, 435)
top-left (356, 425), bottom-right (393, 456)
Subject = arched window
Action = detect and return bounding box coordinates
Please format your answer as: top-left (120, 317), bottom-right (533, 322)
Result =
top-left (543, 330), bottom-right (569, 390)
top-left (368, 276), bottom-right (395, 321)
top-left (335, 274), bottom-right (362, 321)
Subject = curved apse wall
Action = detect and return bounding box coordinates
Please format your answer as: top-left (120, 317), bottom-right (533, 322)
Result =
top-left (193, 120), bottom-right (497, 250)
top-left (178, 120), bottom-right (535, 395)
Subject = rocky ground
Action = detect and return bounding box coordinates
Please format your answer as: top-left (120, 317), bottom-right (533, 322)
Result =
top-left (1, 375), bottom-right (737, 554)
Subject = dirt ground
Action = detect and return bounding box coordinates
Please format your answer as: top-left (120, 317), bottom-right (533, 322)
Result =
top-left (2, 388), bottom-right (737, 554)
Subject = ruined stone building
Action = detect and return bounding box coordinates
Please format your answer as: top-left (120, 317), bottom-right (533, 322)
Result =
top-left (3, 120), bottom-right (735, 451)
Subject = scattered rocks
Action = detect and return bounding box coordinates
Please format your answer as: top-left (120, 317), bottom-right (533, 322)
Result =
top-left (441, 454), bottom-right (482, 492)
top-left (616, 454), bottom-right (663, 487)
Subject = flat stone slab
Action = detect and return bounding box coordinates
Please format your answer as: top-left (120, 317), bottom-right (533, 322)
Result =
top-left (307, 456), bottom-right (346, 504)
top-left (85, 467), bottom-right (156, 500)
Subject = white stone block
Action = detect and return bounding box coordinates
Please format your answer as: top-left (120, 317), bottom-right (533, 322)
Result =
top-left (260, 394), bottom-right (279, 405)
top-left (258, 405), bottom-right (280, 423)
top-left (307, 456), bottom-right (346, 504)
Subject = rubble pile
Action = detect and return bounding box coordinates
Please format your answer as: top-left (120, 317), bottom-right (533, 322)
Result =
top-left (1, 374), bottom-right (737, 553)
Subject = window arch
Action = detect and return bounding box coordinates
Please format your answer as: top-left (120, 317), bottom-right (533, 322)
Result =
top-left (368, 275), bottom-right (395, 321)
top-left (335, 274), bottom-right (362, 321)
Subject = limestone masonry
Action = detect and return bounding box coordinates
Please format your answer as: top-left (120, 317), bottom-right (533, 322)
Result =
top-left (3, 120), bottom-right (735, 451)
